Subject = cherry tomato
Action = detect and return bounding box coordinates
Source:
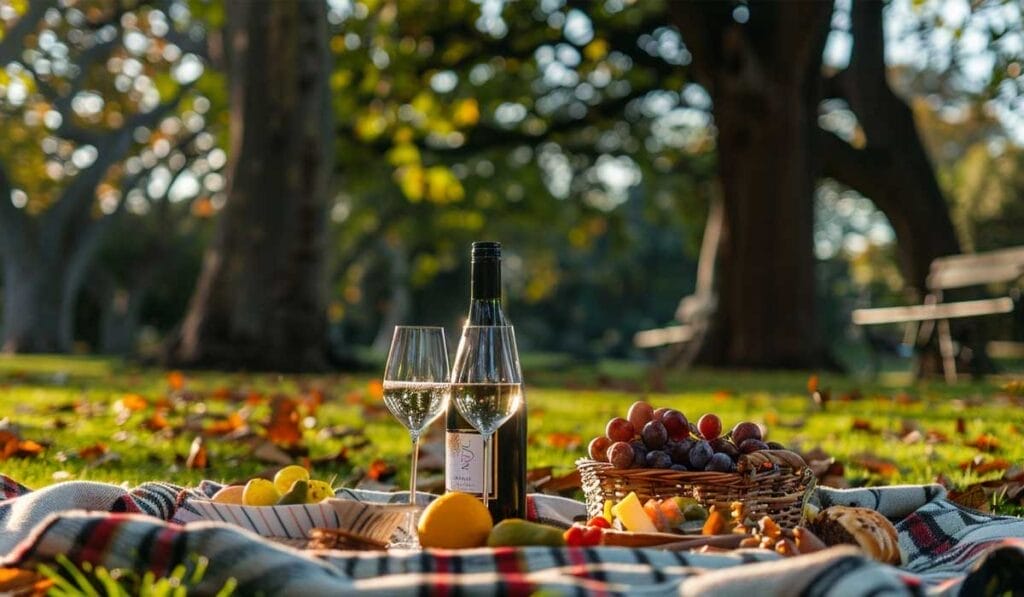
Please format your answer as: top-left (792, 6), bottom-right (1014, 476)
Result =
top-left (563, 525), bottom-right (584, 547)
top-left (581, 525), bottom-right (603, 546)
top-left (586, 516), bottom-right (611, 529)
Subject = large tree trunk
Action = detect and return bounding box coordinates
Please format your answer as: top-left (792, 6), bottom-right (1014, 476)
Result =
top-left (821, 0), bottom-right (982, 377)
top-left (1, 257), bottom-right (70, 352)
top-left (670, 2), bottom-right (834, 368)
top-left (167, 0), bottom-right (332, 371)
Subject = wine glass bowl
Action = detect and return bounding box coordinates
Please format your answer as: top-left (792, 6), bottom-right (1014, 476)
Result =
top-left (450, 325), bottom-right (523, 508)
top-left (383, 326), bottom-right (450, 548)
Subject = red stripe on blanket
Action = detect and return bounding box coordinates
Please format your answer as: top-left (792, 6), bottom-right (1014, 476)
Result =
top-left (149, 526), bottom-right (181, 576)
top-left (905, 513), bottom-right (954, 556)
top-left (431, 550), bottom-right (451, 597)
top-left (526, 495), bottom-right (538, 522)
top-left (77, 517), bottom-right (123, 564)
top-left (492, 547), bottom-right (533, 596)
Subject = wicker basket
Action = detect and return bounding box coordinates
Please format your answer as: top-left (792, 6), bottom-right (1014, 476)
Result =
top-left (577, 449), bottom-right (815, 529)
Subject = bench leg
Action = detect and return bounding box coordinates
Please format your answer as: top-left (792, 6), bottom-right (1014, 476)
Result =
top-left (938, 318), bottom-right (957, 383)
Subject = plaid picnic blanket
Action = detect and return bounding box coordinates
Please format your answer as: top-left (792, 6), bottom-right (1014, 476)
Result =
top-left (2, 474), bottom-right (1024, 595)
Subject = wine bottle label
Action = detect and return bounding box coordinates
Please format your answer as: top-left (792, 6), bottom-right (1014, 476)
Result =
top-left (445, 430), bottom-right (497, 498)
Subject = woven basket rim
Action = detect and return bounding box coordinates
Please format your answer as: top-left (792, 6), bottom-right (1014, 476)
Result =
top-left (575, 456), bottom-right (808, 485)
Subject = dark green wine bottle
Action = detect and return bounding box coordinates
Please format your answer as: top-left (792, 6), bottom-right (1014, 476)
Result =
top-left (444, 241), bottom-right (528, 523)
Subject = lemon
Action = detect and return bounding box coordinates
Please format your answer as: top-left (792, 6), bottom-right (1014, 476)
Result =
top-left (243, 478), bottom-right (282, 506)
top-left (417, 492), bottom-right (493, 549)
top-left (306, 480), bottom-right (335, 503)
top-left (273, 465), bottom-right (311, 494)
top-left (211, 485), bottom-right (245, 505)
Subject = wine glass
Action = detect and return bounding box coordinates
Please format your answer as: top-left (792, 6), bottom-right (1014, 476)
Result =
top-left (450, 325), bottom-right (523, 509)
top-left (383, 326), bottom-right (450, 546)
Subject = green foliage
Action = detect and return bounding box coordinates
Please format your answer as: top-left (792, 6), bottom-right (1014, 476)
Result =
top-left (38, 554), bottom-right (236, 597)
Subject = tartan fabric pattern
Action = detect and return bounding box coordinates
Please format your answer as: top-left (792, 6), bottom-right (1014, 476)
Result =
top-left (2, 474), bottom-right (1024, 595)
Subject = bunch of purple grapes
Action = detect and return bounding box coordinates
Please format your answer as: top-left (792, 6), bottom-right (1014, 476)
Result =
top-left (587, 401), bottom-right (783, 473)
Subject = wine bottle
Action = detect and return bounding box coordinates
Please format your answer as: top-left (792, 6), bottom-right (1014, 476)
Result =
top-left (445, 241), bottom-right (528, 522)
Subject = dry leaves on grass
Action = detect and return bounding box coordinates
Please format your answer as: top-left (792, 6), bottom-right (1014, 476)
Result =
top-left (851, 452), bottom-right (900, 477)
top-left (0, 430), bottom-right (45, 460)
top-left (949, 466), bottom-right (1024, 512)
top-left (0, 568), bottom-right (52, 596)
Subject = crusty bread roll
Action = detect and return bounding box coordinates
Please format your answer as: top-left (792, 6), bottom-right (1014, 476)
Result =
top-left (807, 506), bottom-right (902, 565)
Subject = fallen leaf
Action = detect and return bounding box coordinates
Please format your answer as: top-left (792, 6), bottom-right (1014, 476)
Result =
top-left (367, 380), bottom-right (383, 400)
top-left (144, 411), bottom-right (169, 432)
top-left (545, 432), bottom-right (581, 450)
top-left (205, 412), bottom-right (246, 436)
top-left (77, 443), bottom-right (109, 461)
top-left (250, 439), bottom-right (293, 466)
top-left (948, 484), bottom-right (991, 512)
top-left (266, 396), bottom-right (302, 445)
top-left (956, 417), bottom-right (967, 435)
top-left (851, 418), bottom-right (878, 434)
top-left (535, 469), bottom-right (582, 494)
top-left (959, 456), bottom-right (1011, 475)
top-left (167, 371), bottom-right (186, 390)
top-left (186, 436), bottom-right (208, 469)
top-left (366, 459), bottom-right (396, 482)
top-left (852, 453), bottom-right (899, 477)
top-left (806, 375), bottom-right (819, 393)
top-left (115, 393), bottom-right (148, 413)
top-left (966, 434), bottom-right (1000, 452)
top-left (0, 567), bottom-right (52, 594)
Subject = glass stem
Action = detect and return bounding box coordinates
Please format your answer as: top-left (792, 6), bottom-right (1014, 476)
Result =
top-left (409, 433), bottom-right (420, 506)
top-left (482, 434), bottom-right (491, 509)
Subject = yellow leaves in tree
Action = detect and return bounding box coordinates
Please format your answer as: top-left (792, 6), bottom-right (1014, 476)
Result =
top-left (396, 164), bottom-right (464, 203)
top-left (355, 109), bottom-right (388, 140)
top-left (584, 38), bottom-right (609, 62)
top-left (452, 98), bottom-right (479, 127)
top-left (387, 142), bottom-right (420, 166)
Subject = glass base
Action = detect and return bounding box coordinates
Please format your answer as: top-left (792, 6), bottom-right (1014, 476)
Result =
top-left (386, 509), bottom-right (422, 550)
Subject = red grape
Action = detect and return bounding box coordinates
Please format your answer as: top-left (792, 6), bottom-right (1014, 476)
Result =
top-left (652, 407), bottom-right (671, 422)
top-left (606, 441), bottom-right (635, 469)
top-left (588, 436), bottom-right (612, 461)
top-left (661, 410), bottom-right (690, 441)
top-left (739, 439), bottom-right (769, 454)
top-left (697, 413), bottom-right (722, 440)
top-left (606, 417), bottom-right (634, 442)
top-left (641, 420), bottom-right (668, 450)
top-left (627, 401), bottom-right (655, 433)
top-left (731, 421), bottom-right (762, 445)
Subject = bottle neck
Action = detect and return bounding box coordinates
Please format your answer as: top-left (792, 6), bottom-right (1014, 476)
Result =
top-left (469, 257), bottom-right (507, 325)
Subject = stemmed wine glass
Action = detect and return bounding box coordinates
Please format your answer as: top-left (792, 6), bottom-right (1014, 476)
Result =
top-left (383, 326), bottom-right (450, 546)
top-left (450, 325), bottom-right (523, 509)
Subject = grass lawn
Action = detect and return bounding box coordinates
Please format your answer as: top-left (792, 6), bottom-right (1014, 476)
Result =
top-left (1, 354), bottom-right (1022, 514)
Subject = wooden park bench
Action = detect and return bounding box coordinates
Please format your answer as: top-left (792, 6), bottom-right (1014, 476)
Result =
top-left (851, 246), bottom-right (1024, 383)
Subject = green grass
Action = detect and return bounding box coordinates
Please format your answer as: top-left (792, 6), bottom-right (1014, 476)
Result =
top-left (1, 354), bottom-right (1022, 514)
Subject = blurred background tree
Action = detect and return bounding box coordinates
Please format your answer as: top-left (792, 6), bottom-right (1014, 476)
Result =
top-left (0, 0), bottom-right (1020, 376)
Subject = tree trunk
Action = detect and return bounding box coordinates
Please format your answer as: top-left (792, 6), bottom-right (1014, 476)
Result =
top-left (167, 0), bottom-right (332, 372)
top-left (671, 2), bottom-right (835, 368)
top-left (1, 256), bottom-right (71, 353)
top-left (371, 240), bottom-right (411, 353)
top-left (98, 287), bottom-right (146, 355)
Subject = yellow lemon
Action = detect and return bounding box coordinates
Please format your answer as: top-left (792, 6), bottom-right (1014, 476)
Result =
top-left (243, 478), bottom-right (282, 506)
top-left (306, 480), bottom-right (335, 503)
top-left (417, 492), bottom-right (493, 549)
top-left (211, 485), bottom-right (245, 505)
top-left (273, 465), bottom-right (311, 494)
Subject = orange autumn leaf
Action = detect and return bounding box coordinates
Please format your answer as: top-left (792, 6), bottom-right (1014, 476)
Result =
top-left (0, 567), bottom-right (52, 594)
top-left (145, 411), bottom-right (169, 431)
top-left (78, 443), bottom-right (109, 461)
top-left (211, 387), bottom-right (234, 400)
top-left (959, 458), bottom-right (1011, 475)
top-left (366, 459), bottom-right (396, 481)
top-left (205, 412), bottom-right (245, 435)
top-left (167, 370), bottom-right (186, 390)
top-left (852, 453), bottom-right (899, 477)
top-left (344, 391), bottom-right (363, 405)
top-left (246, 391), bottom-right (264, 407)
top-left (367, 380), bottom-right (384, 400)
top-left (302, 389), bottom-right (325, 414)
top-left (806, 374), bottom-right (819, 393)
top-left (266, 396), bottom-right (302, 445)
top-left (0, 432), bottom-right (44, 460)
top-left (967, 434), bottom-right (1001, 452)
top-left (117, 393), bottom-right (148, 412)
top-left (545, 432), bottom-right (581, 450)
top-left (851, 418), bottom-right (877, 433)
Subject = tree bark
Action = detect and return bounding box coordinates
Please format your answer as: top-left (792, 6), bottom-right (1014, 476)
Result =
top-left (670, 1), bottom-right (835, 368)
top-left (166, 0), bottom-right (332, 371)
top-left (821, 0), bottom-right (960, 292)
